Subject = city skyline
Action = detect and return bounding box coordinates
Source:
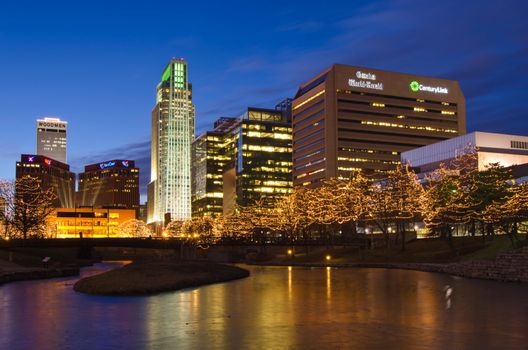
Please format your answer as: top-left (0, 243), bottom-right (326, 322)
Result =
top-left (1, 0), bottom-right (527, 200)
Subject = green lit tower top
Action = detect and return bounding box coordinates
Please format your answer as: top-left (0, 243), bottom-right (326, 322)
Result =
top-left (148, 58), bottom-right (195, 225)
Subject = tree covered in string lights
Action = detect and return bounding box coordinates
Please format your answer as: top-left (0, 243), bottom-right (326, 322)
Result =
top-left (270, 186), bottom-right (314, 240)
top-left (466, 162), bottom-right (514, 237)
top-left (119, 219), bottom-right (152, 238)
top-left (0, 179), bottom-right (15, 239)
top-left (422, 153), bottom-right (478, 243)
top-left (306, 172), bottom-right (370, 237)
top-left (11, 175), bottom-right (57, 239)
top-left (386, 164), bottom-right (426, 250)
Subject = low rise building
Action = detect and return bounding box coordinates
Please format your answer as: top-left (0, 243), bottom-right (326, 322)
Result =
top-left (48, 207), bottom-right (136, 238)
top-left (401, 131), bottom-right (528, 175)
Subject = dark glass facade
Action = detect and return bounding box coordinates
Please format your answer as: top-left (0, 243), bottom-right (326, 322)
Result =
top-left (15, 154), bottom-right (75, 208)
top-left (191, 106), bottom-right (293, 216)
top-left (77, 160), bottom-right (139, 216)
top-left (191, 129), bottom-right (229, 217)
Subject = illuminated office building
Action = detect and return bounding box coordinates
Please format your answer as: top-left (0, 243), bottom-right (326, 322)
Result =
top-left (191, 103), bottom-right (292, 216)
top-left (36, 117), bottom-right (67, 163)
top-left (77, 160), bottom-right (139, 215)
top-left (223, 107), bottom-right (292, 214)
top-left (16, 154), bottom-right (75, 208)
top-left (148, 58), bottom-right (195, 225)
top-left (192, 118), bottom-right (238, 217)
top-left (292, 64), bottom-right (466, 186)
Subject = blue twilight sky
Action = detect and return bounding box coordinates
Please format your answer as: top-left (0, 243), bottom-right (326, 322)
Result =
top-left (0, 0), bottom-right (527, 200)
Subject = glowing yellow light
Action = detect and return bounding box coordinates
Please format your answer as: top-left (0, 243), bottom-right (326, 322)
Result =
top-left (287, 249), bottom-right (293, 255)
top-left (293, 90), bottom-right (325, 110)
top-left (325, 255), bottom-right (331, 261)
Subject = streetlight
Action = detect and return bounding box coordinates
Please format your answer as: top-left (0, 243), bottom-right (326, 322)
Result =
top-left (325, 255), bottom-right (331, 261)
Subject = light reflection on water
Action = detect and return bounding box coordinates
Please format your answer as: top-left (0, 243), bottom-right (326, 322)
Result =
top-left (1, 263), bottom-right (528, 349)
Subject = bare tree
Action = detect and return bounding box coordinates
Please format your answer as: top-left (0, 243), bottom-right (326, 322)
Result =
top-left (0, 179), bottom-right (15, 239)
top-left (271, 187), bottom-right (314, 241)
top-left (422, 154), bottom-right (478, 245)
top-left (11, 176), bottom-right (56, 239)
top-left (387, 165), bottom-right (426, 250)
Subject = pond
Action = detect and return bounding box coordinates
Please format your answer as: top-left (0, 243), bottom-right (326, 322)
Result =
top-left (1, 262), bottom-right (527, 349)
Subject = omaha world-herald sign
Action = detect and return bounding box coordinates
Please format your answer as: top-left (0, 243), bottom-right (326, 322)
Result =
top-left (348, 70), bottom-right (449, 94)
top-left (348, 70), bottom-right (384, 91)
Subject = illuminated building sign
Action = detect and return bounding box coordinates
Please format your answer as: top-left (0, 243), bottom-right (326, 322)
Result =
top-left (355, 71), bottom-right (376, 80)
top-left (28, 156), bottom-right (35, 162)
top-left (410, 80), bottom-right (448, 94)
top-left (44, 159), bottom-right (52, 166)
top-left (348, 71), bottom-right (383, 90)
top-left (99, 161), bottom-right (116, 169)
top-left (97, 160), bottom-right (132, 170)
top-left (38, 121), bottom-right (67, 129)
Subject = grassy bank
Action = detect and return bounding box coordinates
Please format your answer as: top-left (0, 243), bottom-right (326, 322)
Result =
top-left (0, 246), bottom-right (94, 268)
top-left (74, 261), bottom-right (250, 296)
top-left (279, 235), bottom-right (526, 265)
top-left (0, 247), bottom-right (83, 285)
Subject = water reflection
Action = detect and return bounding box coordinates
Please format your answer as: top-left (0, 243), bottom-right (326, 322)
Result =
top-left (326, 266), bottom-right (332, 304)
top-left (1, 264), bottom-right (528, 349)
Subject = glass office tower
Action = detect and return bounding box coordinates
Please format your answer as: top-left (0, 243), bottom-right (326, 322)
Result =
top-left (148, 58), bottom-right (195, 225)
top-left (191, 105), bottom-right (293, 217)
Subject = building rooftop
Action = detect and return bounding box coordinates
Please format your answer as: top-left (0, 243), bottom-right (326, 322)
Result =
top-left (401, 131), bottom-right (528, 168)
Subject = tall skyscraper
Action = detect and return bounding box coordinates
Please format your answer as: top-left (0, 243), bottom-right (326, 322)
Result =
top-left (148, 58), bottom-right (195, 225)
top-left (36, 117), bottom-right (67, 163)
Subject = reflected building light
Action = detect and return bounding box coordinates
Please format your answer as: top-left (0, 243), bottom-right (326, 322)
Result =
top-left (288, 266), bottom-right (293, 300)
top-left (326, 266), bottom-right (332, 303)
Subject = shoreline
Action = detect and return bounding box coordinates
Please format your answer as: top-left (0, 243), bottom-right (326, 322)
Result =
top-left (247, 255), bottom-right (528, 283)
top-left (0, 264), bottom-right (80, 285)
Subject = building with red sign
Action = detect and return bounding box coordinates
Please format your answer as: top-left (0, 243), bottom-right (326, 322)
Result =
top-left (15, 154), bottom-right (75, 208)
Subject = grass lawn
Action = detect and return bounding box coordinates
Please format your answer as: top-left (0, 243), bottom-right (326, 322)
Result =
top-left (0, 247), bottom-right (92, 268)
top-left (281, 234), bottom-right (526, 265)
